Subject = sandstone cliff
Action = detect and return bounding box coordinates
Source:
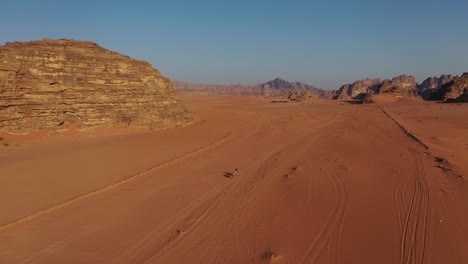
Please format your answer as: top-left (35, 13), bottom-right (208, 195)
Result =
top-left (417, 75), bottom-right (455, 100)
top-left (334, 78), bottom-right (381, 100)
top-left (334, 75), bottom-right (418, 100)
top-left (377, 75), bottom-right (417, 96)
top-left (0, 39), bottom-right (193, 134)
top-left (440, 73), bottom-right (468, 102)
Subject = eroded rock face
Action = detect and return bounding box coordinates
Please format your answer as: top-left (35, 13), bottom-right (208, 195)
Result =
top-left (0, 39), bottom-right (193, 134)
top-left (334, 75), bottom-right (418, 100)
top-left (334, 78), bottom-right (381, 100)
top-left (377, 75), bottom-right (417, 96)
top-left (390, 75), bottom-right (417, 90)
top-left (258, 78), bottom-right (326, 100)
top-left (441, 73), bottom-right (468, 102)
top-left (417, 75), bottom-right (455, 100)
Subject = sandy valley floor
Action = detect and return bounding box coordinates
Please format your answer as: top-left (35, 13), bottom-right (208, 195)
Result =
top-left (0, 95), bottom-right (467, 263)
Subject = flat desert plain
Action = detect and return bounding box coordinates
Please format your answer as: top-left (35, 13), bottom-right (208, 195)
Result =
top-left (0, 95), bottom-right (467, 263)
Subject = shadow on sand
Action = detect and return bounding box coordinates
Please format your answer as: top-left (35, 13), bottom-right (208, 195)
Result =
top-left (223, 171), bottom-right (234, 179)
top-left (341, 100), bottom-right (364, 105)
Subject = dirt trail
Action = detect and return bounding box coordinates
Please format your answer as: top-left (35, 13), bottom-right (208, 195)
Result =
top-left (0, 96), bottom-right (466, 263)
top-left (397, 149), bottom-right (430, 264)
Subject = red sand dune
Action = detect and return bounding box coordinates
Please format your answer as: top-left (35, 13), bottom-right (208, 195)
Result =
top-left (0, 95), bottom-right (467, 263)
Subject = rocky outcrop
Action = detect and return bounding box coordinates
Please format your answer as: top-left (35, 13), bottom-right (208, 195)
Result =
top-left (377, 75), bottom-right (417, 96)
top-left (334, 78), bottom-right (381, 100)
top-left (259, 78), bottom-right (325, 96)
top-left (258, 78), bottom-right (327, 102)
top-left (418, 75), bottom-right (454, 91)
top-left (334, 75), bottom-right (418, 100)
top-left (286, 90), bottom-right (323, 102)
top-left (0, 39), bottom-right (193, 134)
top-left (440, 73), bottom-right (468, 102)
top-left (417, 75), bottom-right (455, 100)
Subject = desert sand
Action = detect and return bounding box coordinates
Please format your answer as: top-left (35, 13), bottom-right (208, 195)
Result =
top-left (0, 95), bottom-right (467, 263)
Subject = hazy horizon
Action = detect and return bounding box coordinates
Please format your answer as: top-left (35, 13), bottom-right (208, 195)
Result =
top-left (1, 0), bottom-right (467, 89)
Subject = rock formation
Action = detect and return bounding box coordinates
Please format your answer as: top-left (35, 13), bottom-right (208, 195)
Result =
top-left (377, 75), bottom-right (417, 96)
top-left (0, 39), bottom-right (193, 134)
top-left (259, 78), bottom-right (325, 96)
top-left (417, 75), bottom-right (455, 100)
top-left (286, 90), bottom-right (323, 102)
top-left (439, 73), bottom-right (468, 102)
top-left (334, 75), bottom-right (418, 100)
top-left (334, 78), bottom-right (381, 100)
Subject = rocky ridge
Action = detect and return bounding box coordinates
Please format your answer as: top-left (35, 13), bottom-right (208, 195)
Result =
top-left (175, 78), bottom-right (327, 101)
top-left (334, 78), bottom-right (381, 100)
top-left (439, 73), bottom-right (468, 102)
top-left (259, 77), bottom-right (324, 96)
top-left (378, 75), bottom-right (417, 96)
top-left (417, 75), bottom-right (455, 100)
top-left (0, 39), bottom-right (193, 134)
top-left (333, 74), bottom-right (464, 101)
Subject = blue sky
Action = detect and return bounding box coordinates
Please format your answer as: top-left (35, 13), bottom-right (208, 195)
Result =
top-left (1, 0), bottom-right (467, 89)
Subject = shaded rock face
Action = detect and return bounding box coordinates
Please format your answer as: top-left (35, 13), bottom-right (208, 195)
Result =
top-left (334, 75), bottom-right (418, 100)
top-left (440, 73), bottom-right (468, 102)
top-left (259, 78), bottom-right (324, 95)
top-left (377, 75), bottom-right (417, 96)
top-left (417, 75), bottom-right (455, 100)
top-left (260, 77), bottom-right (317, 90)
top-left (0, 39), bottom-right (193, 134)
top-left (334, 78), bottom-right (381, 100)
top-left (258, 78), bottom-right (326, 100)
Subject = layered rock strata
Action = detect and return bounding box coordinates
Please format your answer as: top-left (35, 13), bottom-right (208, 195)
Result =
top-left (0, 39), bottom-right (193, 134)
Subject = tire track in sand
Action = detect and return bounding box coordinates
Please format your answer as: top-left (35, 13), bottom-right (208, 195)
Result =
top-left (394, 183), bottom-right (409, 232)
top-left (133, 151), bottom-right (282, 263)
top-left (0, 133), bottom-right (233, 234)
top-left (109, 178), bottom-right (233, 264)
top-left (219, 154), bottom-right (285, 253)
top-left (398, 148), bottom-right (430, 264)
top-left (301, 168), bottom-right (347, 264)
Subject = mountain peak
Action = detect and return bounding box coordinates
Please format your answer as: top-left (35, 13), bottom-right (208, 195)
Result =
top-left (260, 78), bottom-right (323, 92)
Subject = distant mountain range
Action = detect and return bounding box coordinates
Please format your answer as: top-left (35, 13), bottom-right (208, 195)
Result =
top-left (173, 78), bottom-right (328, 101)
top-left (174, 73), bottom-right (468, 103)
top-left (172, 81), bottom-right (259, 95)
